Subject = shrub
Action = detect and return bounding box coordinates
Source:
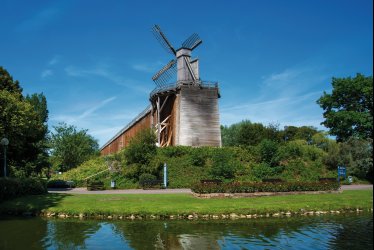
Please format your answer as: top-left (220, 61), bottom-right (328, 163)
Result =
top-left (0, 177), bottom-right (47, 202)
top-left (257, 139), bottom-right (279, 166)
top-left (191, 181), bottom-right (340, 194)
top-left (124, 129), bottom-right (157, 165)
top-left (251, 163), bottom-right (283, 180)
top-left (209, 150), bottom-right (243, 180)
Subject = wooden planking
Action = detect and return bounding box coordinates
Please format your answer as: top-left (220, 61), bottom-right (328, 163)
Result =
top-left (178, 86), bottom-right (221, 146)
top-left (100, 112), bottom-right (153, 155)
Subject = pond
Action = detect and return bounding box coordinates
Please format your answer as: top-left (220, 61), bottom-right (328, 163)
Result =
top-left (0, 214), bottom-right (372, 249)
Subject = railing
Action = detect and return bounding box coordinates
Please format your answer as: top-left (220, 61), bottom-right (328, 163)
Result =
top-left (150, 80), bottom-right (219, 98)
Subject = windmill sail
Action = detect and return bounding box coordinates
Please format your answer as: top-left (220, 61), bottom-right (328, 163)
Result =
top-left (152, 25), bottom-right (176, 55)
top-left (182, 33), bottom-right (202, 50)
top-left (152, 59), bottom-right (177, 87)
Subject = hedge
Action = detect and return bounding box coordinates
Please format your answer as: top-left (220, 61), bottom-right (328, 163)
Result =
top-left (0, 177), bottom-right (47, 202)
top-left (191, 181), bottom-right (340, 194)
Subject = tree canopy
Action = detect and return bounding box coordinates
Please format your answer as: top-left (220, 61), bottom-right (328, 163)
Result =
top-left (0, 67), bottom-right (49, 177)
top-left (317, 73), bottom-right (373, 142)
top-left (50, 123), bottom-right (99, 172)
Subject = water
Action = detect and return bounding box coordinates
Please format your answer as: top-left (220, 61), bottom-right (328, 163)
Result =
top-left (0, 214), bottom-right (372, 249)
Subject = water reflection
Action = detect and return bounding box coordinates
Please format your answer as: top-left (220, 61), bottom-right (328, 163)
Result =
top-left (0, 214), bottom-right (372, 250)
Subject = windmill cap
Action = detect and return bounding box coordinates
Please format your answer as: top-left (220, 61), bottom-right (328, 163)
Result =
top-left (176, 48), bottom-right (192, 57)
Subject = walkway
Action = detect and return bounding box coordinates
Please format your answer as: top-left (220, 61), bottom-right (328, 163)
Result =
top-left (47, 185), bottom-right (372, 195)
top-left (48, 188), bottom-right (191, 194)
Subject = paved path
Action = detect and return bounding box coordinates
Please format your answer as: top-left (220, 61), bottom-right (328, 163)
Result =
top-left (340, 184), bottom-right (373, 190)
top-left (48, 184), bottom-right (372, 194)
top-left (48, 188), bottom-right (192, 194)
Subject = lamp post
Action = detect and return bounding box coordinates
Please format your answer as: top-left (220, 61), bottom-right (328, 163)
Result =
top-left (1, 138), bottom-right (9, 177)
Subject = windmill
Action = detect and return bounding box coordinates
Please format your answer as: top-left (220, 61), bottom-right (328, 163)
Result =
top-left (148, 24), bottom-right (222, 148)
top-left (151, 25), bottom-right (202, 87)
top-left (100, 25), bottom-right (222, 155)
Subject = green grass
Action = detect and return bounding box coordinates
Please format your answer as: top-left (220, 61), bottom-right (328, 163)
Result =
top-left (0, 190), bottom-right (372, 217)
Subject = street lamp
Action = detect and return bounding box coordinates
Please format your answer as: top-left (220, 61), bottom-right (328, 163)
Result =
top-left (1, 138), bottom-right (9, 177)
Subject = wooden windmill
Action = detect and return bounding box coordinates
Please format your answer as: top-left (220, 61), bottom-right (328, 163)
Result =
top-left (100, 25), bottom-right (221, 155)
top-left (150, 25), bottom-right (221, 147)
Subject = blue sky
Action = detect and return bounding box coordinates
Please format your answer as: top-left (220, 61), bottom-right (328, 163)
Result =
top-left (1, 0), bottom-right (372, 147)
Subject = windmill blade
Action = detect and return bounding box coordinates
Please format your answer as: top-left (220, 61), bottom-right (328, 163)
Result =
top-left (152, 60), bottom-right (177, 87)
top-left (182, 33), bottom-right (202, 50)
top-left (152, 25), bottom-right (176, 55)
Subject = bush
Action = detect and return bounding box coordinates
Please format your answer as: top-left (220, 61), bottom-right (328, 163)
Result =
top-left (209, 149), bottom-right (243, 180)
top-left (191, 181), bottom-right (340, 194)
top-left (0, 177), bottom-right (47, 202)
top-left (124, 129), bottom-right (157, 165)
top-left (257, 139), bottom-right (279, 166)
top-left (251, 163), bottom-right (283, 180)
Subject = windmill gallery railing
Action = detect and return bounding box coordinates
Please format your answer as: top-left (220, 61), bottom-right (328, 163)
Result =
top-left (150, 80), bottom-right (219, 99)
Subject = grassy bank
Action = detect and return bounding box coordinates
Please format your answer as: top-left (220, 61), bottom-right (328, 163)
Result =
top-left (0, 190), bottom-right (372, 219)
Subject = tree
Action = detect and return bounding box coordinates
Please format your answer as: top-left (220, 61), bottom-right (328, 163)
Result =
top-left (1, 67), bottom-right (49, 177)
top-left (124, 128), bottom-right (157, 166)
top-left (50, 123), bottom-right (99, 172)
top-left (317, 73), bottom-right (373, 142)
top-left (0, 66), bottom-right (23, 96)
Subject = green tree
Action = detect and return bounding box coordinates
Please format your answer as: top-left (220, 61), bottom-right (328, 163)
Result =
top-left (0, 66), bottom-right (23, 96)
top-left (1, 67), bottom-right (49, 176)
top-left (50, 123), bottom-right (99, 172)
top-left (338, 138), bottom-right (373, 182)
top-left (317, 73), bottom-right (373, 142)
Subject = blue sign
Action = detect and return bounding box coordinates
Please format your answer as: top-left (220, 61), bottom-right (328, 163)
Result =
top-left (338, 166), bottom-right (346, 178)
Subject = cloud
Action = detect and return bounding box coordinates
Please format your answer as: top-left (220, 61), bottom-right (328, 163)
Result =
top-left (131, 61), bottom-right (163, 73)
top-left (41, 69), bottom-right (53, 78)
top-left (16, 7), bottom-right (61, 32)
top-left (65, 65), bottom-right (149, 93)
top-left (48, 55), bottom-right (61, 66)
top-left (220, 65), bottom-right (328, 130)
top-left (79, 96), bottom-right (117, 119)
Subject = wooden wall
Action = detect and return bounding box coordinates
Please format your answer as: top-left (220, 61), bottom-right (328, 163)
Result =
top-left (177, 86), bottom-right (221, 146)
top-left (100, 111), bottom-right (154, 156)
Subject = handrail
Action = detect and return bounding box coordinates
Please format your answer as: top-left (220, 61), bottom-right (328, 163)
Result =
top-left (84, 168), bottom-right (110, 180)
top-left (150, 80), bottom-right (219, 98)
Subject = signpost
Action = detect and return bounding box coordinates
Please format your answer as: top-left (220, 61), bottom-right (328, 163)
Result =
top-left (163, 163), bottom-right (167, 189)
top-left (337, 165), bottom-right (346, 185)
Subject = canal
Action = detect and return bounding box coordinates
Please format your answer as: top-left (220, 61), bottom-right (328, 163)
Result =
top-left (0, 213), bottom-right (372, 249)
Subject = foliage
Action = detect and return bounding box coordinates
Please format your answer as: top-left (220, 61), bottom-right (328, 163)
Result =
top-left (221, 121), bottom-right (319, 147)
top-left (257, 139), bottom-right (279, 166)
top-left (50, 123), bottom-right (99, 172)
top-left (0, 66), bottom-right (23, 95)
top-left (0, 67), bottom-right (49, 177)
top-left (317, 73), bottom-right (373, 142)
top-left (209, 149), bottom-right (243, 180)
top-left (124, 129), bottom-right (157, 165)
top-left (339, 138), bottom-right (373, 181)
top-left (191, 181), bottom-right (340, 194)
top-left (251, 163), bottom-right (282, 180)
top-left (138, 173), bottom-right (158, 188)
top-left (0, 177), bottom-right (47, 202)
top-left (54, 157), bottom-right (107, 187)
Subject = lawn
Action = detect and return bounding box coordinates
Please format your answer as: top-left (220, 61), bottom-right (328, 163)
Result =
top-left (0, 190), bottom-right (372, 217)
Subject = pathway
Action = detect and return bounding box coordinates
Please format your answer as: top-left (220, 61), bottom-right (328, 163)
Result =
top-left (48, 184), bottom-right (372, 195)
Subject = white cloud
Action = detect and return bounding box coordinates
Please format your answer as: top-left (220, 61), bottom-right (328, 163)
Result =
top-left (48, 55), bottom-right (61, 65)
top-left (79, 96), bottom-right (117, 119)
top-left (131, 61), bottom-right (163, 73)
top-left (220, 65), bottom-right (328, 130)
top-left (65, 65), bottom-right (150, 93)
top-left (41, 69), bottom-right (53, 78)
